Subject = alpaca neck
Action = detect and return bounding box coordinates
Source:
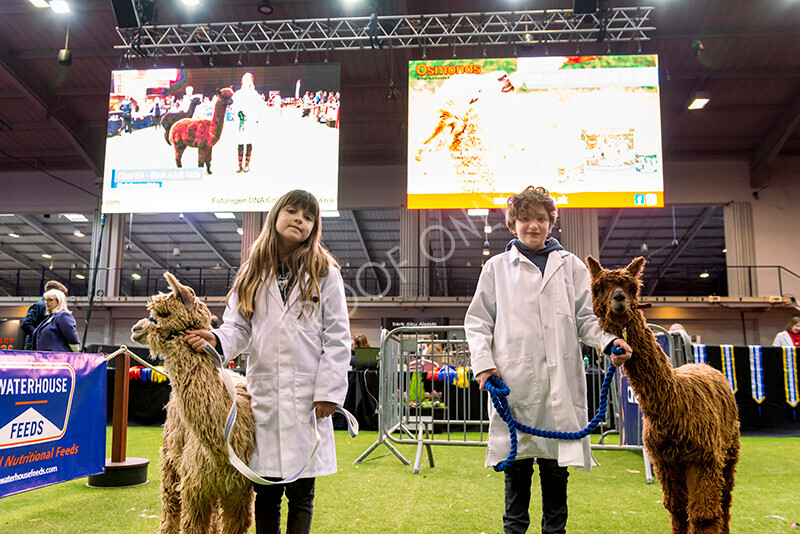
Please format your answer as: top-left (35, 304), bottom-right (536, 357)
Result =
top-left (210, 102), bottom-right (227, 142)
top-left (619, 311), bottom-right (678, 419)
top-left (164, 343), bottom-right (229, 454)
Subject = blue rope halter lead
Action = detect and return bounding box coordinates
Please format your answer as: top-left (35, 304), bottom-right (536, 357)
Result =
top-left (485, 347), bottom-right (624, 472)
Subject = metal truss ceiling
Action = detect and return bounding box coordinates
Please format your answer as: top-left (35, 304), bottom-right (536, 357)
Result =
top-left (115, 8), bottom-right (655, 58)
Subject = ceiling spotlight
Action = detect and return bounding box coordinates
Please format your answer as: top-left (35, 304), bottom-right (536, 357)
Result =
top-left (236, 227), bottom-right (243, 236)
top-left (640, 243), bottom-right (648, 253)
top-left (214, 212), bottom-right (236, 220)
top-left (468, 209), bottom-right (489, 217)
top-left (699, 270), bottom-right (710, 279)
top-left (75, 273), bottom-right (85, 280)
top-left (173, 247), bottom-right (181, 256)
top-left (181, 0), bottom-right (200, 5)
top-left (8, 232), bottom-right (19, 238)
top-left (482, 240), bottom-right (490, 256)
top-left (49, 0), bottom-right (70, 14)
top-left (178, 213), bottom-right (184, 219)
top-left (386, 87), bottom-right (401, 102)
top-left (484, 225), bottom-right (492, 234)
top-left (258, 0), bottom-right (273, 15)
top-left (42, 253), bottom-right (52, 259)
top-left (688, 91), bottom-right (710, 110)
top-left (27, 0), bottom-right (50, 7)
top-left (73, 229), bottom-right (85, 237)
top-left (132, 273), bottom-right (142, 280)
top-left (722, 248), bottom-right (727, 254)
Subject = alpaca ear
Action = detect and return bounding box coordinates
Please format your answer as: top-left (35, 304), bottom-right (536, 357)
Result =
top-left (164, 272), bottom-right (195, 310)
top-left (586, 256), bottom-right (603, 280)
top-left (626, 256), bottom-right (646, 278)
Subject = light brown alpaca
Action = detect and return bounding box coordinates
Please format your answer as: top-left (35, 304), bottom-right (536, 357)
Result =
top-left (131, 272), bottom-right (255, 534)
top-left (586, 256), bottom-right (739, 534)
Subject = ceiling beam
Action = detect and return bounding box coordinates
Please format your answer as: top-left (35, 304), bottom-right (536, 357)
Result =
top-left (126, 236), bottom-right (171, 272)
top-left (599, 209), bottom-right (622, 254)
top-left (182, 214), bottom-right (235, 269)
top-left (0, 244), bottom-right (42, 272)
top-left (0, 44), bottom-right (101, 175)
top-left (658, 26), bottom-right (800, 39)
top-left (17, 215), bottom-right (88, 265)
top-left (750, 90), bottom-right (800, 189)
top-left (669, 69), bottom-right (800, 81)
top-left (645, 207), bottom-right (717, 296)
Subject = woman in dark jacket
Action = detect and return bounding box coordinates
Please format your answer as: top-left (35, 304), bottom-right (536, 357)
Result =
top-left (32, 289), bottom-right (80, 352)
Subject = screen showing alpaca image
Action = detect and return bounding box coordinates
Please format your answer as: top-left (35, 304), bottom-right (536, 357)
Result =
top-left (408, 55), bottom-right (663, 209)
top-left (102, 64), bottom-right (341, 213)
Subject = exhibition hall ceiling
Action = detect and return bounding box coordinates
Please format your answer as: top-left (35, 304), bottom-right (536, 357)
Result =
top-left (0, 0), bottom-right (797, 296)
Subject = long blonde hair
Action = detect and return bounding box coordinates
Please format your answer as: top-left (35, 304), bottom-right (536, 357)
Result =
top-left (229, 190), bottom-right (338, 320)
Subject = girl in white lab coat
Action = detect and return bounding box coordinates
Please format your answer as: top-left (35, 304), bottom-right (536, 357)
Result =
top-left (465, 186), bottom-right (631, 534)
top-left (186, 189), bottom-right (351, 534)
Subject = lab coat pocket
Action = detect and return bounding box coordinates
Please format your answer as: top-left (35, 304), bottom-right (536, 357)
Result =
top-left (248, 373), bottom-right (275, 424)
top-left (503, 357), bottom-right (540, 405)
top-left (294, 296), bottom-right (322, 333)
top-left (294, 373), bottom-right (316, 423)
top-left (556, 311), bottom-right (580, 360)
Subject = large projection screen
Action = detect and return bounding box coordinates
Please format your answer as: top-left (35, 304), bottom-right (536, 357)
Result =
top-left (102, 64), bottom-right (340, 213)
top-left (408, 55), bottom-right (663, 209)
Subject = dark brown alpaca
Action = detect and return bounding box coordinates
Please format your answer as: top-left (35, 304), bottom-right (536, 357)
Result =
top-left (170, 88), bottom-right (234, 174)
top-left (161, 96), bottom-right (201, 145)
top-left (587, 256), bottom-right (739, 534)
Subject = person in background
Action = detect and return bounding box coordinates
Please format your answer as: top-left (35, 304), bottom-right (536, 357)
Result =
top-left (21, 280), bottom-right (68, 350)
top-left (465, 185), bottom-right (632, 534)
top-left (31, 289), bottom-right (80, 352)
top-left (350, 333), bottom-right (370, 366)
top-left (773, 316), bottom-right (800, 347)
top-left (210, 315), bottom-right (221, 329)
top-left (185, 189), bottom-right (350, 534)
top-left (231, 72), bottom-right (263, 173)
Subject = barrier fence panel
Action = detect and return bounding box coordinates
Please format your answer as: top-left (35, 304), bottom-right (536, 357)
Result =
top-left (356, 325), bottom-right (676, 480)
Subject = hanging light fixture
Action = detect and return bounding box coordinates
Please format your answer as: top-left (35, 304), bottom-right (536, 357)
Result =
top-left (699, 269), bottom-right (710, 279)
top-left (482, 239), bottom-right (490, 256)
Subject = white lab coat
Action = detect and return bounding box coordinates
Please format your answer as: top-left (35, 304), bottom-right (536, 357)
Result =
top-left (772, 330), bottom-right (796, 347)
top-left (465, 247), bottom-right (615, 470)
top-left (214, 266), bottom-right (351, 478)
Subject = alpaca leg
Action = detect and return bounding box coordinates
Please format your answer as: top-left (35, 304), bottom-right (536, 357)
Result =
top-left (720, 445), bottom-right (740, 534)
top-left (174, 145), bottom-right (186, 168)
top-left (653, 461), bottom-right (688, 534)
top-left (685, 463), bottom-right (724, 534)
top-left (180, 483), bottom-right (215, 534)
top-left (220, 484), bottom-right (254, 534)
top-left (158, 446), bottom-right (181, 534)
top-left (205, 148), bottom-right (212, 174)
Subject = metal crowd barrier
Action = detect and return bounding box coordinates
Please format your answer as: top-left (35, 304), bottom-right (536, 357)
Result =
top-left (355, 324), bottom-right (683, 481)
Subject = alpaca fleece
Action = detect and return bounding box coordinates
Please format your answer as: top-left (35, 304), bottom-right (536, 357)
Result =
top-left (131, 272), bottom-right (256, 534)
top-left (587, 256), bottom-right (739, 534)
top-left (170, 88), bottom-right (233, 174)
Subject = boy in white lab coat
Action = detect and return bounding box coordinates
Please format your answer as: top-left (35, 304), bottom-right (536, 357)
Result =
top-left (465, 186), bottom-right (631, 534)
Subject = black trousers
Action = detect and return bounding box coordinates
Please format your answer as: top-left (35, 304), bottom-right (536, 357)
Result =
top-left (254, 478), bottom-right (315, 534)
top-left (503, 458), bottom-right (569, 534)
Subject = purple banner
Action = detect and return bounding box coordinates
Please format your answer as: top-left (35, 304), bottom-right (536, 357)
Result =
top-left (617, 369), bottom-right (643, 446)
top-left (0, 351), bottom-right (106, 498)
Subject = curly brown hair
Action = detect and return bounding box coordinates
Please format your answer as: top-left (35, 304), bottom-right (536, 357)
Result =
top-left (505, 186), bottom-right (558, 234)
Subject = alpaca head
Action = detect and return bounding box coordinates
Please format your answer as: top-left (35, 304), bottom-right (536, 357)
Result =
top-left (586, 256), bottom-right (646, 334)
top-left (217, 87), bottom-right (234, 107)
top-left (131, 272), bottom-right (212, 355)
